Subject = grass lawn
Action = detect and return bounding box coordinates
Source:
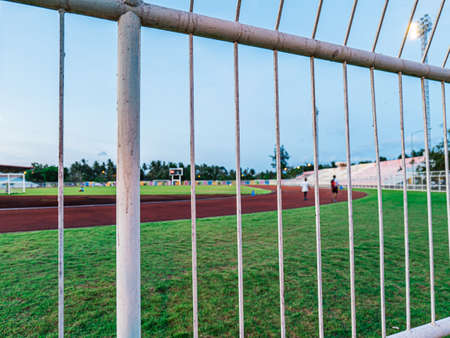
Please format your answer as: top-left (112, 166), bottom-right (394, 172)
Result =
top-left (1, 185), bottom-right (270, 196)
top-left (0, 189), bottom-right (448, 336)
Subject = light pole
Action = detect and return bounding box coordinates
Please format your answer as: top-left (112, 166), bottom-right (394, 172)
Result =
top-left (410, 14), bottom-right (433, 146)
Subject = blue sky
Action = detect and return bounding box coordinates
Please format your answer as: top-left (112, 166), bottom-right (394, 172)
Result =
top-left (0, 0), bottom-right (449, 171)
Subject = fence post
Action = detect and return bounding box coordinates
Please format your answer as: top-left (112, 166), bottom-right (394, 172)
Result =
top-left (116, 10), bottom-right (141, 338)
top-left (57, 9), bottom-right (65, 337)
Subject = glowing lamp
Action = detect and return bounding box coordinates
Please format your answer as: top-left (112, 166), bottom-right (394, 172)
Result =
top-left (408, 21), bottom-right (420, 40)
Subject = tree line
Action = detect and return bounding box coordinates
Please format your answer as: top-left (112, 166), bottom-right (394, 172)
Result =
top-left (26, 160), bottom-right (266, 183)
top-left (25, 145), bottom-right (331, 183)
top-left (25, 136), bottom-right (449, 183)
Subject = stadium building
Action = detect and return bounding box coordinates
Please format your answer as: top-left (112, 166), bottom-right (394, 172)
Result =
top-left (295, 156), bottom-right (431, 189)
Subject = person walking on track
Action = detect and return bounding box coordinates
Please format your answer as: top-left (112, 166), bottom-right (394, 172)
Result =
top-left (300, 177), bottom-right (309, 201)
top-left (331, 175), bottom-right (338, 202)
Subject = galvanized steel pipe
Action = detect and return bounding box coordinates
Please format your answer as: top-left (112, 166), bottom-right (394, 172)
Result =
top-left (343, 61), bottom-right (357, 337)
top-left (397, 0), bottom-right (418, 58)
top-left (421, 77), bottom-right (436, 324)
top-left (234, 2), bottom-right (244, 337)
top-left (188, 3), bottom-right (198, 337)
top-left (388, 316), bottom-right (450, 338)
top-left (273, 49), bottom-right (286, 338)
top-left (397, 72), bottom-right (411, 330)
top-left (442, 83), bottom-right (450, 260)
top-left (342, 3), bottom-right (358, 336)
top-left (57, 9), bottom-right (65, 337)
top-left (370, 68), bottom-right (386, 338)
top-left (442, 50), bottom-right (450, 260)
top-left (310, 2), bottom-right (324, 336)
top-left (310, 56), bottom-right (324, 338)
top-left (3, 0), bottom-right (450, 82)
top-left (116, 10), bottom-right (141, 337)
top-left (421, 0), bottom-right (446, 63)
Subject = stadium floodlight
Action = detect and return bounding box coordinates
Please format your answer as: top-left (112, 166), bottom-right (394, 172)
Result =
top-left (409, 15), bottom-right (433, 146)
top-left (408, 21), bottom-right (420, 40)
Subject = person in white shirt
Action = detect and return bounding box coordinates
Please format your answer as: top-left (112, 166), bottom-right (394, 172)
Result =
top-left (300, 177), bottom-right (309, 201)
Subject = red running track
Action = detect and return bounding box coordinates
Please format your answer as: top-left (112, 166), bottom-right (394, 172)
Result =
top-left (0, 186), bottom-right (366, 233)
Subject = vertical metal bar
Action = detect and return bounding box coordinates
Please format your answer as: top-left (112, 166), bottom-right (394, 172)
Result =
top-left (443, 48), bottom-right (449, 68)
top-left (370, 3), bottom-right (390, 334)
top-left (188, 1), bottom-right (198, 337)
top-left (310, 56), bottom-right (324, 338)
top-left (311, 0), bottom-right (323, 40)
top-left (370, 68), bottom-right (386, 337)
top-left (442, 48), bottom-right (449, 258)
top-left (22, 173), bottom-right (25, 193)
top-left (421, 77), bottom-right (435, 324)
top-left (396, 5), bottom-right (418, 325)
top-left (234, 1), bottom-right (244, 336)
top-left (116, 11), bottom-right (141, 337)
top-left (344, 0), bottom-right (358, 46)
top-left (421, 0), bottom-right (446, 63)
top-left (442, 80), bottom-right (450, 260)
top-left (235, 0), bottom-right (242, 22)
top-left (310, 1), bottom-right (324, 336)
top-left (342, 2), bottom-right (358, 336)
top-left (234, 39), bottom-right (244, 338)
top-left (398, 73), bottom-right (411, 330)
top-left (7, 174), bottom-right (10, 195)
top-left (398, 0), bottom-right (419, 58)
top-left (58, 9), bottom-right (65, 338)
top-left (343, 62), bottom-right (356, 337)
top-left (372, 0), bottom-right (390, 52)
top-left (274, 2), bottom-right (285, 336)
top-left (274, 0), bottom-right (284, 31)
top-left (273, 49), bottom-right (286, 338)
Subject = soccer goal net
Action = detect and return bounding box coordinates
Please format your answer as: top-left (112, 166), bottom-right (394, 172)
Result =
top-left (0, 173), bottom-right (26, 195)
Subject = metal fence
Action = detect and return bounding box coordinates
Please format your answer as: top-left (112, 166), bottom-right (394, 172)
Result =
top-left (382, 170), bottom-right (449, 191)
top-left (2, 0), bottom-right (450, 337)
top-left (320, 170), bottom-right (450, 191)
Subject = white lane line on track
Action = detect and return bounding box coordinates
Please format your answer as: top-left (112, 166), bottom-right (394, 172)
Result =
top-left (0, 195), bottom-right (242, 212)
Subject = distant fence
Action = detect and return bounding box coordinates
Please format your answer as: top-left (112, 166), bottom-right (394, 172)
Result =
top-left (317, 171), bottom-right (450, 192)
top-left (26, 179), bottom-right (279, 188)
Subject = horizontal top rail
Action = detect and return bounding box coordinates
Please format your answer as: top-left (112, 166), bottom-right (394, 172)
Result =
top-left (4, 0), bottom-right (450, 82)
top-left (388, 316), bottom-right (450, 338)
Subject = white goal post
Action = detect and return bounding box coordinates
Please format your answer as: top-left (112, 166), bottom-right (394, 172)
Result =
top-left (0, 173), bottom-right (26, 195)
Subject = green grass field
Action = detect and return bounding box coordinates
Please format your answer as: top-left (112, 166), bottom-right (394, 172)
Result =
top-left (0, 189), bottom-right (448, 337)
top-left (1, 185), bottom-right (270, 196)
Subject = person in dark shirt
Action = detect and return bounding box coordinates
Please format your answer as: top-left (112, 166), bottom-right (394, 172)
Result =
top-left (331, 175), bottom-right (338, 202)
